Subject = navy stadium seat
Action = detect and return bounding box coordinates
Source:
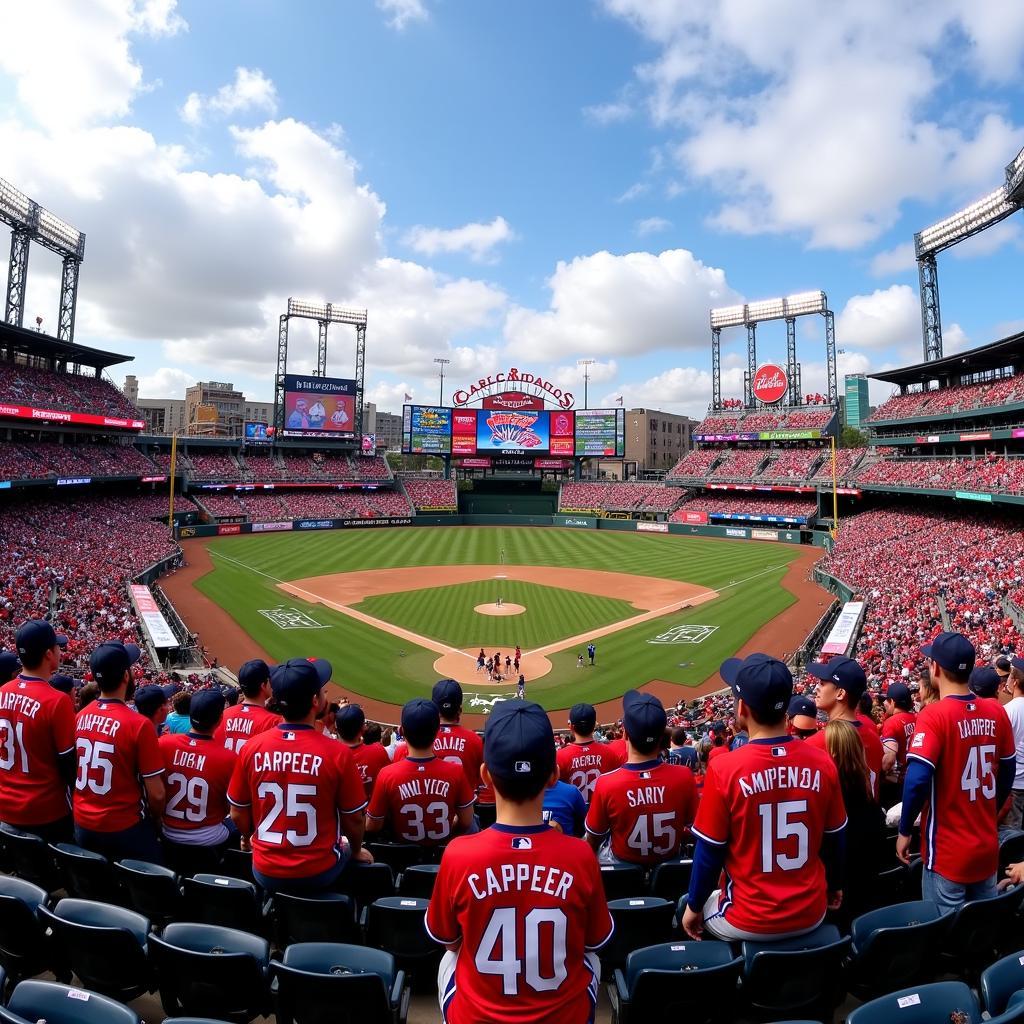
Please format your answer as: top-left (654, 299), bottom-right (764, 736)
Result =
top-left (942, 884), bottom-right (1024, 978)
top-left (982, 950), bottom-right (1024, 1017)
top-left (603, 897), bottom-right (675, 970)
top-left (335, 861), bottom-right (395, 912)
top-left (647, 859), bottom-right (693, 902)
top-left (0, 823), bottom-right (59, 891)
top-left (599, 863), bottom-right (646, 901)
top-left (367, 842), bottom-right (434, 873)
top-left (847, 900), bottom-right (946, 997)
top-left (842, 980), bottom-right (1024, 1024)
top-left (397, 863), bottom-right (439, 899)
top-left (182, 873), bottom-right (264, 935)
top-left (114, 859), bottom-right (183, 927)
top-left (217, 847), bottom-right (256, 885)
top-left (271, 891), bottom-right (359, 947)
top-left (0, 979), bottom-right (140, 1024)
top-left (0, 875), bottom-right (58, 991)
top-left (49, 843), bottom-right (122, 904)
top-left (363, 896), bottom-right (439, 984)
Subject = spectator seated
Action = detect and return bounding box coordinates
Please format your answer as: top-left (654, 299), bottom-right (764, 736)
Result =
top-left (759, 448), bottom-right (824, 481)
top-left (0, 361), bottom-right (141, 420)
top-left (404, 479), bottom-right (457, 511)
top-left (869, 372), bottom-right (1024, 422)
top-left (709, 449), bottom-right (767, 480)
top-left (186, 451), bottom-right (243, 481)
top-left (665, 449), bottom-right (719, 480)
top-left (671, 495), bottom-right (816, 521)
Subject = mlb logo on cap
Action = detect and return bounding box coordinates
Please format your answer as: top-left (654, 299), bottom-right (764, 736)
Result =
top-left (515, 760), bottom-right (531, 773)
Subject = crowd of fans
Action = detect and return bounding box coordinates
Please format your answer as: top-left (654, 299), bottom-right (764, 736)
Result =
top-left (810, 447), bottom-right (867, 482)
top-left (196, 488), bottom-right (413, 522)
top-left (0, 360), bottom-right (141, 419)
top-left (665, 448), bottom-right (720, 479)
top-left (708, 448), bottom-right (767, 479)
top-left (670, 494), bottom-right (818, 520)
top-left (869, 371), bottom-right (1024, 422)
top-left (694, 405), bottom-right (835, 434)
top-left (404, 478), bottom-right (458, 510)
top-left (854, 455), bottom-right (1024, 494)
top-left (558, 481), bottom-right (687, 512)
top-left (759, 447), bottom-right (826, 480)
top-left (0, 440), bottom-right (158, 480)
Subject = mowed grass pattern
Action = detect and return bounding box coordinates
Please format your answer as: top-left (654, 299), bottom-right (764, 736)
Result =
top-left (195, 527), bottom-right (805, 711)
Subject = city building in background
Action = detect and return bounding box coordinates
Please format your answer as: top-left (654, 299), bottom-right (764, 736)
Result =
top-left (363, 403), bottom-right (403, 451)
top-left (123, 376), bottom-right (273, 436)
top-left (844, 374), bottom-right (870, 429)
top-left (624, 408), bottom-right (695, 472)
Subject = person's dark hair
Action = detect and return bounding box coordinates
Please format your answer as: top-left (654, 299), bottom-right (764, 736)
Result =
top-left (77, 681), bottom-right (99, 711)
top-left (858, 692), bottom-right (873, 716)
top-left (364, 723), bottom-right (382, 745)
top-left (943, 665), bottom-right (971, 686)
top-left (279, 692), bottom-right (315, 721)
top-left (404, 711), bottom-right (440, 750)
top-left (172, 691), bottom-right (191, 715)
top-left (488, 754), bottom-right (555, 803)
top-left (239, 674), bottom-right (267, 699)
top-left (746, 703), bottom-right (788, 728)
top-left (670, 727), bottom-right (688, 746)
top-left (338, 713), bottom-right (363, 742)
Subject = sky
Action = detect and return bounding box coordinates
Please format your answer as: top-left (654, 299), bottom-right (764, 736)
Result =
top-left (2, 0), bottom-right (1024, 419)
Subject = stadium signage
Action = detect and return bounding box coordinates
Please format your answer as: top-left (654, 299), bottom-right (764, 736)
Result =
top-left (752, 364), bottom-right (788, 404)
top-left (296, 519), bottom-right (335, 530)
top-left (129, 584), bottom-right (178, 649)
top-left (141, 475), bottom-right (167, 483)
top-left (636, 521), bottom-right (669, 533)
top-left (251, 521), bottom-right (294, 532)
top-left (955, 491), bottom-right (993, 503)
top-left (959, 431), bottom-right (992, 442)
top-left (452, 369), bottom-right (575, 409)
top-left (560, 517), bottom-right (595, 528)
top-left (725, 527), bottom-right (748, 538)
top-left (217, 523), bottom-right (242, 535)
top-left (341, 517), bottom-right (413, 527)
top-left (680, 510), bottom-right (708, 524)
top-left (0, 403), bottom-right (145, 430)
top-left (56, 477), bottom-right (91, 486)
top-left (482, 392), bottom-right (546, 411)
top-left (751, 528), bottom-right (779, 541)
top-left (821, 601), bottom-right (866, 655)
top-left (179, 527), bottom-right (197, 538)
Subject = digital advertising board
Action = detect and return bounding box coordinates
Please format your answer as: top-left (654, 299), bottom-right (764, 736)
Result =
top-left (575, 408), bottom-right (625, 456)
top-left (404, 406), bottom-right (452, 454)
top-left (244, 421), bottom-right (272, 443)
top-left (282, 374), bottom-right (356, 438)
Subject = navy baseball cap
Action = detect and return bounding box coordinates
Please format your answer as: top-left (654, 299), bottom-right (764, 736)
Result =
top-left (884, 682), bottom-right (913, 707)
top-left (484, 700), bottom-right (556, 786)
top-left (305, 658), bottom-right (332, 684)
top-left (921, 631), bottom-right (975, 675)
top-left (90, 641), bottom-right (141, 688)
top-left (1010, 655), bottom-right (1024, 673)
top-left (402, 697), bottom-right (440, 747)
top-left (623, 691), bottom-right (667, 746)
top-left (16, 620), bottom-right (67, 662)
top-left (806, 655), bottom-right (867, 703)
top-left (432, 679), bottom-right (463, 715)
top-left (133, 683), bottom-right (168, 717)
top-left (270, 658), bottom-right (327, 712)
top-left (336, 703), bottom-right (365, 737)
top-left (238, 659), bottom-right (270, 690)
top-left (788, 694), bottom-right (817, 729)
top-left (49, 673), bottom-right (79, 695)
top-left (722, 653), bottom-right (793, 714)
top-left (569, 702), bottom-right (597, 731)
top-left (190, 688), bottom-right (225, 729)
top-left (0, 651), bottom-right (21, 683)
top-left (996, 656), bottom-right (1013, 673)
top-left (969, 666), bottom-right (1001, 699)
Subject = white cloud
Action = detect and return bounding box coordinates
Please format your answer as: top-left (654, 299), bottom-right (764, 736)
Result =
top-left (403, 216), bottom-right (515, 263)
top-left (950, 218), bottom-right (1023, 260)
top-left (136, 366), bottom-right (196, 398)
top-left (600, 365), bottom-right (746, 419)
top-left (616, 182), bottom-right (650, 203)
top-left (836, 285), bottom-right (920, 352)
top-left (180, 67), bottom-right (278, 125)
top-left (504, 248), bottom-right (740, 361)
top-left (584, 101), bottom-right (633, 125)
top-left (869, 242), bottom-right (917, 277)
top-left (553, 359), bottom-right (620, 386)
top-left (635, 216), bottom-right (671, 237)
top-left (366, 381), bottom-right (417, 409)
top-left (376, 0), bottom-right (428, 30)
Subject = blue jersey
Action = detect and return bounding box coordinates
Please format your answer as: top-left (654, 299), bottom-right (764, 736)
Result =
top-left (543, 780), bottom-right (587, 836)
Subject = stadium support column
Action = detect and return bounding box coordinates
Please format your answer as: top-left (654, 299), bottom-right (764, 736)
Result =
top-left (316, 318), bottom-right (328, 377)
top-left (4, 227), bottom-right (30, 328)
top-left (824, 310), bottom-right (837, 404)
top-left (918, 253), bottom-right (943, 362)
top-left (785, 317), bottom-right (798, 405)
top-left (274, 313), bottom-right (289, 434)
top-left (745, 323), bottom-right (757, 407)
top-left (355, 321), bottom-right (366, 441)
top-left (711, 328), bottom-right (722, 410)
top-left (57, 255), bottom-right (82, 342)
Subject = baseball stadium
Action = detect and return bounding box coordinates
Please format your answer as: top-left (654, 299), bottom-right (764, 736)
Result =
top-left (3, 11), bottom-right (1024, 1024)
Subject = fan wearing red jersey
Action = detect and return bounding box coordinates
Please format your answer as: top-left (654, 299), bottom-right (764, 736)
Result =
top-left (159, 689), bottom-right (237, 875)
top-left (586, 692), bottom-right (697, 866)
top-left (683, 654), bottom-right (846, 942)
top-left (216, 659), bottom-right (281, 754)
top-left (368, 699), bottom-right (475, 847)
top-left (806, 656), bottom-right (884, 799)
top-left (0, 622), bottom-right (74, 843)
top-left (557, 702), bottom-right (622, 803)
top-left (897, 632), bottom-right (1015, 913)
top-left (74, 641), bottom-right (166, 863)
top-left (228, 658), bottom-right (371, 895)
top-left (880, 682), bottom-right (917, 804)
top-left (425, 701), bottom-right (614, 1024)
top-left (337, 704), bottom-right (391, 798)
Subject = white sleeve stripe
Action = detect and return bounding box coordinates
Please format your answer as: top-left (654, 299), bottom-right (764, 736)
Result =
top-left (423, 915), bottom-right (458, 947)
top-left (824, 818), bottom-right (848, 834)
top-left (906, 752), bottom-right (936, 769)
top-left (140, 769), bottom-right (164, 778)
top-left (584, 825), bottom-right (608, 838)
top-left (227, 797), bottom-right (250, 808)
top-left (690, 825), bottom-right (726, 846)
top-left (366, 811), bottom-right (385, 821)
top-left (1001, 754), bottom-right (1016, 761)
top-left (457, 799), bottom-right (476, 809)
top-left (341, 800), bottom-right (368, 815)
top-left (58, 746), bottom-right (75, 756)
top-left (585, 919), bottom-right (615, 951)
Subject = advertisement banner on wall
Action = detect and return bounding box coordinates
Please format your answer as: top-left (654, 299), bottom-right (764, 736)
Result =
top-left (129, 585), bottom-right (179, 648)
top-left (679, 510), bottom-right (708, 524)
top-left (636, 521), bottom-right (669, 533)
top-left (296, 519), bottom-right (335, 530)
top-left (821, 601), bottom-right (866, 655)
top-left (751, 528), bottom-right (779, 541)
top-left (725, 527), bottom-right (748, 538)
top-left (457, 458), bottom-right (492, 468)
top-left (217, 523), bottom-right (242, 535)
top-left (0, 403), bottom-right (145, 430)
top-left (251, 521), bottom-right (294, 533)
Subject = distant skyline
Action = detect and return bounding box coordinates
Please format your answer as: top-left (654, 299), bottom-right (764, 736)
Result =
top-left (2, 0), bottom-right (1023, 417)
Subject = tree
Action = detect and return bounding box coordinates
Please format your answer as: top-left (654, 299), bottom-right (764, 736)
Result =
top-left (840, 426), bottom-right (868, 448)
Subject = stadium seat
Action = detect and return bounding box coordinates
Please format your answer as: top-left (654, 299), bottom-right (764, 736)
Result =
top-left (0, 823), bottom-right (59, 891)
top-left (869, 863), bottom-right (907, 910)
top-left (846, 981), bottom-right (988, 1024)
top-left (37, 898), bottom-right (152, 1002)
top-left (0, 979), bottom-right (140, 1024)
top-left (603, 897), bottom-right (675, 970)
top-left (182, 873), bottom-right (264, 935)
top-left (149, 922), bottom-right (271, 1024)
top-left (648, 859), bottom-right (693, 902)
top-left (599, 863), bottom-right (646, 901)
top-left (367, 842), bottom-right (435, 873)
top-left (271, 891), bottom-right (359, 947)
top-left (847, 900), bottom-right (947, 997)
top-left (609, 940), bottom-right (742, 1024)
top-left (741, 923), bottom-right (850, 1020)
top-left (942, 884), bottom-right (1024, 978)
top-left (217, 847), bottom-right (256, 885)
top-left (363, 896), bottom-right (439, 983)
top-left (271, 942), bottom-right (410, 1024)
top-left (114, 859), bottom-right (183, 927)
top-left (982, 950), bottom-right (1024, 1017)
top-left (397, 863), bottom-right (440, 899)
top-left (335, 861), bottom-right (395, 912)
top-left (0, 876), bottom-right (58, 991)
top-left (49, 843), bottom-right (122, 905)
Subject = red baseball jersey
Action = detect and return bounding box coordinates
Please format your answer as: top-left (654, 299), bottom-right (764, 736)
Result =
top-left (881, 710), bottom-right (917, 778)
top-left (74, 698), bottom-right (165, 832)
top-left (907, 694), bottom-right (1015, 883)
top-left (0, 675), bottom-right (75, 825)
top-left (605, 738), bottom-right (628, 764)
top-left (227, 723), bottom-right (367, 878)
top-left (707, 743), bottom-right (730, 764)
top-left (347, 741), bottom-right (392, 798)
top-left (807, 718), bottom-right (885, 798)
top-left (393, 723), bottom-right (484, 791)
top-left (159, 732), bottom-right (236, 831)
top-left (692, 736), bottom-right (847, 935)
top-left (367, 755), bottom-right (475, 846)
top-left (556, 740), bottom-right (622, 802)
top-left (425, 824), bottom-right (614, 1024)
top-left (216, 702), bottom-right (282, 753)
top-left (585, 760), bottom-right (699, 865)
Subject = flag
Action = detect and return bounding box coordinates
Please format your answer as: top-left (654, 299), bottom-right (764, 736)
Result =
top-left (404, 393), bottom-right (412, 401)
top-left (616, 395), bottom-right (623, 406)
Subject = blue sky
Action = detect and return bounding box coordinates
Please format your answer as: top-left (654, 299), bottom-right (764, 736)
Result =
top-left (2, 0), bottom-right (1023, 417)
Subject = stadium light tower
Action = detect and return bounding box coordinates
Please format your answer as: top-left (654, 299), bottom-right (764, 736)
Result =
top-left (577, 358), bottom-right (596, 409)
top-left (434, 357), bottom-right (450, 406)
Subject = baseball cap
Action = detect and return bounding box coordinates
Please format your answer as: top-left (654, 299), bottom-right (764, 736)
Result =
top-left (133, 683), bottom-right (168, 718)
top-left (968, 666), bottom-right (1001, 699)
top-left (402, 697), bottom-right (440, 748)
top-left (89, 641), bottom-right (142, 688)
top-left (336, 703), bottom-right (366, 738)
top-left (305, 658), bottom-right (332, 685)
top-left (623, 691), bottom-right (667, 747)
top-left (788, 694), bottom-right (818, 731)
top-left (0, 651), bottom-right (21, 684)
top-left (721, 653), bottom-right (793, 714)
top-left (921, 631), bottom-right (975, 675)
top-left (484, 700), bottom-right (556, 786)
top-left (884, 682), bottom-right (913, 707)
top-left (806, 655), bottom-right (868, 703)
top-left (190, 688), bottom-right (226, 730)
top-left (432, 679), bottom-right (463, 716)
top-left (1011, 655), bottom-right (1024, 674)
top-left (569, 702), bottom-right (597, 732)
top-left (270, 658), bottom-right (327, 713)
top-left (996, 656), bottom-right (1012, 675)
top-left (16, 620), bottom-right (68, 663)
top-left (49, 673), bottom-right (79, 695)
top-left (238, 659), bottom-right (271, 690)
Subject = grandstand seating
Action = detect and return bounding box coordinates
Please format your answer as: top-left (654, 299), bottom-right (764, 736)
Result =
top-left (809, 447), bottom-right (866, 482)
top-left (186, 451), bottom-right (244, 481)
top-left (404, 478), bottom-right (457, 510)
top-left (708, 449), bottom-right (767, 479)
top-left (0, 361), bottom-right (140, 419)
top-left (0, 441), bottom-right (156, 480)
top-left (665, 448), bottom-right (720, 480)
top-left (693, 415), bottom-right (742, 434)
top-left (559, 482), bottom-right (687, 512)
top-left (694, 406), bottom-right (835, 434)
top-left (869, 372), bottom-right (1024, 422)
top-left (240, 452), bottom-right (285, 479)
top-left (198, 488), bottom-right (412, 522)
top-left (670, 495), bottom-right (817, 520)
top-left (759, 448), bottom-right (825, 481)
top-left (854, 456), bottom-right (1024, 495)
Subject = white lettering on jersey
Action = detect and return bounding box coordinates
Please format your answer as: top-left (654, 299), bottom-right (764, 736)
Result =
top-left (251, 751), bottom-right (323, 775)
top-left (738, 766), bottom-right (821, 798)
top-left (467, 863), bottom-right (574, 901)
top-left (626, 785), bottom-right (666, 807)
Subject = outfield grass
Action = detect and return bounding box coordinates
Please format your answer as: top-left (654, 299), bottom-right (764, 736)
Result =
top-left (195, 526), bottom-right (803, 711)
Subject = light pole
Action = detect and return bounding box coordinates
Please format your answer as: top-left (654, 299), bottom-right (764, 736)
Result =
top-left (577, 358), bottom-right (595, 409)
top-left (434, 357), bottom-right (450, 406)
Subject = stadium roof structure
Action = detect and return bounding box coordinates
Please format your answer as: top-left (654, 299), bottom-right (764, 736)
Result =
top-left (869, 329), bottom-right (1024, 386)
top-left (0, 321), bottom-right (133, 371)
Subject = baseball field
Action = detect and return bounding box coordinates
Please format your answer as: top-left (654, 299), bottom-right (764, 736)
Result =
top-left (164, 526), bottom-right (827, 723)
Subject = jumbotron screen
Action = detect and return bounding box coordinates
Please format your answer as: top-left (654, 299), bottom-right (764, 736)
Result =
top-left (282, 374), bottom-right (356, 438)
top-left (401, 406), bottom-right (624, 457)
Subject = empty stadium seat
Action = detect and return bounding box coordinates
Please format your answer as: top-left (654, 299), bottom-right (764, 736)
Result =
top-left (648, 859), bottom-right (693, 902)
top-left (217, 847), bottom-right (256, 885)
top-left (0, 979), bottom-right (140, 1024)
top-left (271, 891), bottom-right (359, 947)
top-left (367, 841), bottom-right (435, 873)
top-left (0, 876), bottom-right (57, 991)
top-left (114, 859), bottom-right (183, 927)
top-left (363, 896), bottom-right (439, 983)
top-left (397, 864), bottom-right (440, 899)
top-left (847, 900), bottom-right (946, 997)
top-left (599, 863), bottom-right (646, 901)
top-left (942, 884), bottom-right (1024, 979)
top-left (603, 897), bottom-right (675, 970)
top-left (0, 824), bottom-right (59, 891)
top-left (49, 843), bottom-right (122, 905)
top-left (335, 861), bottom-right (395, 912)
top-left (982, 950), bottom-right (1024, 1018)
top-left (846, 980), bottom-right (995, 1024)
top-left (182, 874), bottom-right (264, 935)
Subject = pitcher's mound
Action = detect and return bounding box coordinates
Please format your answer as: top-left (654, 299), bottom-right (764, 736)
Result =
top-left (474, 602), bottom-right (526, 616)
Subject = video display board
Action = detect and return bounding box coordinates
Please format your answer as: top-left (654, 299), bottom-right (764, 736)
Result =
top-left (404, 406), bottom-right (453, 454)
top-left (282, 374), bottom-right (356, 438)
top-left (244, 421), bottom-right (272, 443)
top-left (575, 408), bottom-right (625, 456)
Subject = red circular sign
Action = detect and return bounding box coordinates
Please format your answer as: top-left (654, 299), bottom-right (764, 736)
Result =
top-left (752, 363), bottom-right (788, 404)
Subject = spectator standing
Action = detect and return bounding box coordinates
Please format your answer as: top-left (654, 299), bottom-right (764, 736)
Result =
top-left (897, 632), bottom-right (1015, 912)
top-left (707, 723), bottom-right (729, 764)
top-left (74, 641), bottom-right (165, 862)
top-left (557, 702), bottom-right (623, 801)
top-left (516, 674), bottom-right (526, 700)
top-left (426, 701), bottom-right (613, 1024)
top-left (880, 681), bottom-right (917, 807)
top-left (1001, 657), bottom-right (1024, 830)
top-left (228, 658), bottom-right (370, 894)
top-left (337, 704), bottom-right (391, 799)
top-left (682, 654), bottom-right (846, 942)
top-left (216, 659), bottom-right (282, 753)
top-left (665, 727), bottom-right (698, 769)
top-left (0, 623), bottom-right (74, 842)
top-left (164, 691), bottom-right (192, 734)
top-left (134, 684), bottom-right (169, 737)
